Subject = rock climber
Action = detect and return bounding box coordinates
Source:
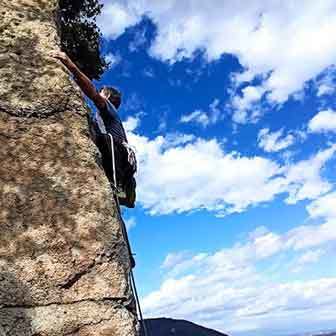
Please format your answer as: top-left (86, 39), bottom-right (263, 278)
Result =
top-left (50, 51), bottom-right (136, 208)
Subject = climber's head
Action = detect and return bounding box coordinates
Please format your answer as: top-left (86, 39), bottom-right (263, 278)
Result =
top-left (100, 86), bottom-right (121, 109)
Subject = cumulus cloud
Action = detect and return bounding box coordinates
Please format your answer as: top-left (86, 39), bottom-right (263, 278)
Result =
top-left (127, 116), bottom-right (336, 215)
top-left (318, 84), bottom-right (335, 97)
top-left (281, 191), bottom-right (336, 256)
top-left (141, 197), bottom-right (336, 333)
top-left (129, 26), bottom-right (148, 52)
top-left (316, 66), bottom-right (336, 97)
top-left (130, 132), bottom-right (283, 215)
top-left (284, 222), bottom-right (336, 252)
top-left (124, 116), bottom-right (141, 132)
top-left (180, 110), bottom-right (209, 127)
top-left (180, 99), bottom-right (221, 127)
top-left (161, 251), bottom-right (208, 277)
top-left (296, 249), bottom-right (325, 266)
top-left (232, 86), bottom-right (266, 124)
top-left (124, 216), bottom-right (136, 231)
top-left (104, 52), bottom-right (121, 68)
top-left (307, 191), bottom-right (336, 220)
top-left (308, 109), bottom-right (336, 133)
top-left (284, 145), bottom-right (336, 204)
top-left (161, 252), bottom-right (190, 270)
top-left (162, 133), bottom-right (195, 148)
top-left (97, 2), bottom-right (140, 39)
top-left (258, 128), bottom-right (295, 152)
top-left (123, 92), bottom-right (146, 113)
top-left (99, 0), bottom-right (336, 118)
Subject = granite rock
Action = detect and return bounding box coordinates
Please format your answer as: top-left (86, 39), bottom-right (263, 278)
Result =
top-left (0, 1), bottom-right (138, 335)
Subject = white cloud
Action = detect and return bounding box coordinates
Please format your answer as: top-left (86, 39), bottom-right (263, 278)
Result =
top-left (130, 133), bottom-right (284, 215)
top-left (208, 99), bottom-right (221, 125)
top-left (258, 128), bottom-right (295, 152)
top-left (123, 92), bottom-right (145, 113)
top-left (104, 52), bottom-right (121, 68)
top-left (180, 110), bottom-right (209, 127)
top-left (308, 109), bottom-right (336, 133)
top-left (283, 192), bottom-right (336, 252)
top-left (142, 203), bottom-right (336, 334)
top-left (284, 145), bottom-right (336, 204)
top-left (161, 252), bottom-right (189, 270)
top-left (128, 117), bottom-right (336, 215)
top-left (285, 221), bottom-right (336, 252)
top-left (124, 216), bottom-right (136, 231)
top-left (248, 226), bottom-right (270, 240)
top-left (180, 99), bottom-right (221, 127)
top-left (232, 86), bottom-right (265, 123)
top-left (317, 84), bottom-right (335, 97)
top-left (161, 251), bottom-right (208, 277)
top-left (99, 0), bottom-right (336, 114)
top-left (296, 249), bottom-right (325, 266)
top-left (122, 111), bottom-right (336, 217)
top-left (316, 66), bottom-right (336, 97)
top-left (97, 2), bottom-right (140, 39)
top-left (129, 26), bottom-right (148, 52)
top-left (318, 84), bottom-right (334, 97)
top-left (143, 67), bottom-right (155, 78)
top-left (307, 191), bottom-right (336, 220)
top-left (124, 116), bottom-right (141, 132)
top-left (162, 133), bottom-right (195, 148)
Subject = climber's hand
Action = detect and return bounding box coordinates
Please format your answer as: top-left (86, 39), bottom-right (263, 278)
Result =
top-left (49, 51), bottom-right (70, 65)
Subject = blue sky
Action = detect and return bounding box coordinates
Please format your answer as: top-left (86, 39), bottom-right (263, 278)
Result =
top-left (91, 1), bottom-right (336, 335)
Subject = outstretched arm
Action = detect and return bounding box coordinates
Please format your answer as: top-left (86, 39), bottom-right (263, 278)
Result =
top-left (50, 51), bottom-right (106, 110)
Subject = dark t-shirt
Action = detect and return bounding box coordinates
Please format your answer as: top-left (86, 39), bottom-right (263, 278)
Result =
top-left (97, 100), bottom-right (127, 144)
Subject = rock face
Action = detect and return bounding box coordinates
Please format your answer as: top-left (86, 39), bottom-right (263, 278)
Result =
top-left (0, 0), bottom-right (138, 335)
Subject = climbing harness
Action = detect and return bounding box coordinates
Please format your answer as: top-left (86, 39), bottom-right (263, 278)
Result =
top-left (109, 134), bottom-right (149, 336)
top-left (107, 133), bottom-right (137, 208)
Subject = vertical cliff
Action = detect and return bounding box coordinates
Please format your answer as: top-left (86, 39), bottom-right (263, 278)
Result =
top-left (0, 0), bottom-right (138, 335)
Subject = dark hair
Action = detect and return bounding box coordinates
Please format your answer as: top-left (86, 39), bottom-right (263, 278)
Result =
top-left (100, 86), bottom-right (122, 109)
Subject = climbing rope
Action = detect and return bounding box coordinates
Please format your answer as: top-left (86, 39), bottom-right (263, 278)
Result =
top-left (109, 134), bottom-right (149, 336)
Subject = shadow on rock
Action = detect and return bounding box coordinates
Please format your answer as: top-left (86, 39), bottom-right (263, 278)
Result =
top-left (0, 270), bottom-right (32, 335)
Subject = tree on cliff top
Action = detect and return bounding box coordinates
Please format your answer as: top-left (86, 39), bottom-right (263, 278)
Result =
top-left (59, 0), bottom-right (108, 80)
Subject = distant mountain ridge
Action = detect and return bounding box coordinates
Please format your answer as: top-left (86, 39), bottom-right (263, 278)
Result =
top-left (140, 318), bottom-right (336, 336)
top-left (141, 318), bottom-right (229, 336)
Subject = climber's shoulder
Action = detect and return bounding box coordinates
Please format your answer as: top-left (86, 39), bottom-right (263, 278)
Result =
top-left (92, 92), bottom-right (107, 111)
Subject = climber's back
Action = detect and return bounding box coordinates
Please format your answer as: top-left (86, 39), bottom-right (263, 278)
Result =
top-left (95, 86), bottom-right (128, 144)
top-left (91, 87), bottom-right (137, 208)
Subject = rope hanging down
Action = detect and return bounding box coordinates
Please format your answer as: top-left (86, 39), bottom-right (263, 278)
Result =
top-left (109, 134), bottom-right (149, 336)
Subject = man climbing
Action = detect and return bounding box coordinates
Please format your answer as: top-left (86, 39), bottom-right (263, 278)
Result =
top-left (50, 51), bottom-right (136, 208)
